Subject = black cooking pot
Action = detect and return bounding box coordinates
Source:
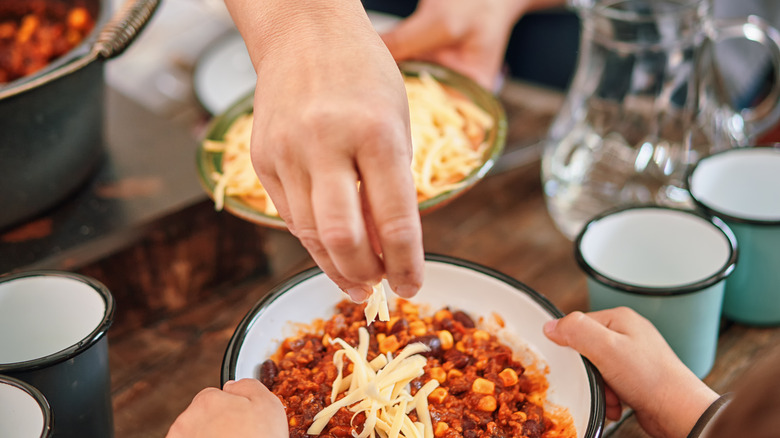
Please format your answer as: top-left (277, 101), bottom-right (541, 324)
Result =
top-left (0, 0), bottom-right (159, 230)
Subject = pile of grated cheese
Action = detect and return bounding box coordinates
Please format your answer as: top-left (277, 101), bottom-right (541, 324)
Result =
top-left (307, 326), bottom-right (440, 438)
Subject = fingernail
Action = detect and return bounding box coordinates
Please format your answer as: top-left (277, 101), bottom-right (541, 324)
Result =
top-left (543, 319), bottom-right (558, 334)
top-left (394, 284), bottom-right (419, 298)
top-left (223, 380), bottom-right (235, 388)
top-left (346, 287), bottom-right (369, 303)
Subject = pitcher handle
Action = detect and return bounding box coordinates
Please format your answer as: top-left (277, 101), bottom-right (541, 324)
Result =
top-left (715, 15), bottom-right (780, 140)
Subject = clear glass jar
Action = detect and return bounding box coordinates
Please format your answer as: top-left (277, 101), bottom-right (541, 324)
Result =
top-left (542, 0), bottom-right (780, 239)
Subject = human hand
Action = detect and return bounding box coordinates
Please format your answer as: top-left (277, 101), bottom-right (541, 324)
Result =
top-left (380, 0), bottom-right (565, 90)
top-left (224, 0), bottom-right (425, 302)
top-left (166, 379), bottom-right (288, 438)
top-left (543, 307), bottom-right (719, 438)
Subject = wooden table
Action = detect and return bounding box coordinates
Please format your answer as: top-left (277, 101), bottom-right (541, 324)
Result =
top-left (41, 81), bottom-right (780, 437)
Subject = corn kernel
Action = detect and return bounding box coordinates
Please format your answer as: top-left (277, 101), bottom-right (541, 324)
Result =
top-left (498, 368), bottom-right (519, 387)
top-left (434, 422), bottom-right (449, 437)
top-left (473, 330), bottom-right (490, 342)
top-left (447, 369), bottom-right (463, 379)
top-left (410, 320), bottom-right (427, 337)
top-left (527, 393), bottom-right (543, 407)
top-left (472, 377), bottom-right (495, 395)
top-left (401, 302), bottom-right (419, 316)
top-left (379, 334), bottom-right (400, 354)
top-left (512, 411), bottom-right (527, 422)
top-left (322, 333), bottom-right (332, 347)
top-left (376, 333), bottom-right (386, 344)
top-left (387, 316), bottom-right (400, 332)
top-left (455, 341), bottom-right (466, 352)
top-left (437, 330), bottom-right (454, 350)
top-left (434, 309), bottom-right (453, 322)
top-left (475, 357), bottom-right (489, 370)
top-left (428, 387), bottom-right (449, 404)
top-left (477, 395), bottom-right (497, 412)
top-left (289, 417), bottom-right (298, 426)
top-left (429, 367), bottom-right (447, 384)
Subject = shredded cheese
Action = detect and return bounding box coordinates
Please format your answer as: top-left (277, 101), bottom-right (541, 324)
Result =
top-left (204, 72), bottom-right (493, 216)
top-left (364, 282), bottom-right (390, 325)
top-left (308, 327), bottom-right (438, 438)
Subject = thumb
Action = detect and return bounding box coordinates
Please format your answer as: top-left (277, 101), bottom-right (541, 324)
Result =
top-left (381, 13), bottom-right (457, 61)
top-left (543, 311), bottom-right (621, 365)
top-left (223, 378), bottom-right (274, 401)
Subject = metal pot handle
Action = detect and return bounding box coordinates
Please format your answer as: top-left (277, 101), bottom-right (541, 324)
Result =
top-left (93, 0), bottom-right (161, 59)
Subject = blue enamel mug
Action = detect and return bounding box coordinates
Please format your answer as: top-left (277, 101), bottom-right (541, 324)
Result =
top-left (575, 206), bottom-right (738, 378)
top-left (0, 271), bottom-right (115, 438)
top-left (688, 146), bottom-right (780, 325)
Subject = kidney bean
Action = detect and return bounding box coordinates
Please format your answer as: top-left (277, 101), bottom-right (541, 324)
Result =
top-left (389, 318), bottom-right (409, 335)
top-left (258, 359), bottom-right (278, 388)
top-left (523, 420), bottom-right (543, 437)
top-left (453, 310), bottom-right (475, 328)
top-left (410, 334), bottom-right (442, 358)
top-left (444, 348), bottom-right (470, 369)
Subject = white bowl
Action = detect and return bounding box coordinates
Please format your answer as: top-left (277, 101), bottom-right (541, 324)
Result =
top-left (222, 254), bottom-right (605, 438)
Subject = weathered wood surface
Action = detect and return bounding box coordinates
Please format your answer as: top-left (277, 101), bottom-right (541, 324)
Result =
top-left (77, 80), bottom-right (780, 437)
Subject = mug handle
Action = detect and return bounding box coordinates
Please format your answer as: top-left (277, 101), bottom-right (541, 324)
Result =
top-left (714, 15), bottom-right (780, 140)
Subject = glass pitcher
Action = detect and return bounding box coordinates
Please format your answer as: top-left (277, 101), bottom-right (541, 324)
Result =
top-left (541, 0), bottom-right (780, 239)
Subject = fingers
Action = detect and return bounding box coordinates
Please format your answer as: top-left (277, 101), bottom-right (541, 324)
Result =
top-left (604, 385), bottom-right (624, 421)
top-left (381, 12), bottom-right (460, 61)
top-left (309, 163), bottom-right (385, 286)
top-left (222, 379), bottom-right (276, 403)
top-left (279, 162), bottom-right (376, 301)
top-left (357, 128), bottom-right (424, 299)
top-left (581, 306), bottom-right (656, 336)
top-left (543, 310), bottom-right (624, 364)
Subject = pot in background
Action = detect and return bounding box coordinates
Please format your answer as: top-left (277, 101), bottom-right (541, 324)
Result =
top-left (0, 0), bottom-right (159, 230)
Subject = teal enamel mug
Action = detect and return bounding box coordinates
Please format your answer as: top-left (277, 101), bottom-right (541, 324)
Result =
top-left (688, 146), bottom-right (780, 325)
top-left (575, 206), bottom-right (738, 378)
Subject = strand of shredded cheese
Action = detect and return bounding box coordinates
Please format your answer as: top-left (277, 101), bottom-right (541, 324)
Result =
top-left (308, 327), bottom-right (437, 438)
top-left (204, 72), bottom-right (493, 215)
top-left (364, 282), bottom-right (390, 325)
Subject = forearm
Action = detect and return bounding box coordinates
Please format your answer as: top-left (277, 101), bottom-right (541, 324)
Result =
top-left (222, 0), bottom-right (376, 70)
top-left (518, 0), bottom-right (568, 14)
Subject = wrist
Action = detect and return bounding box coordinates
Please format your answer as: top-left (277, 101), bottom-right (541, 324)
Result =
top-left (225, 0), bottom-right (374, 70)
top-left (664, 380), bottom-right (719, 438)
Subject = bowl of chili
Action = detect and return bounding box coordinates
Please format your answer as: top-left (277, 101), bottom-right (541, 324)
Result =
top-left (222, 254), bottom-right (605, 438)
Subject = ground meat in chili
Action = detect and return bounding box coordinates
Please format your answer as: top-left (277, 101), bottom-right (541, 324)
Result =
top-left (261, 300), bottom-right (574, 438)
top-left (0, 1), bottom-right (95, 84)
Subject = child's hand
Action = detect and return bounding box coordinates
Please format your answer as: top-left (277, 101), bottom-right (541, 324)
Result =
top-left (166, 379), bottom-right (287, 438)
top-left (543, 307), bottom-right (719, 438)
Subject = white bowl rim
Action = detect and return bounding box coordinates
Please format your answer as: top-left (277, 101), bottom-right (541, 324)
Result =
top-left (221, 253), bottom-right (605, 438)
